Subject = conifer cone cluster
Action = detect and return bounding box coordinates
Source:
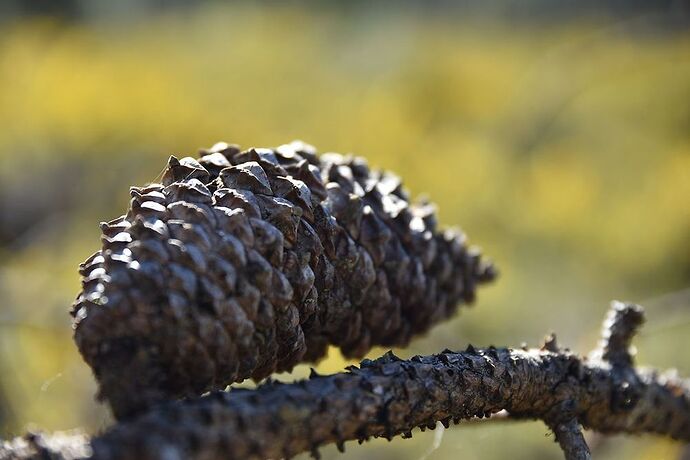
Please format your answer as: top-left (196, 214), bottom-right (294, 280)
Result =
top-left (71, 141), bottom-right (496, 419)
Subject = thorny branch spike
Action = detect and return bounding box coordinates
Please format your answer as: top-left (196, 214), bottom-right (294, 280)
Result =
top-left (3, 302), bottom-right (689, 460)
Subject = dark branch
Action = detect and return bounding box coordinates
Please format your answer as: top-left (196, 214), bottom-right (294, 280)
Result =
top-left (591, 300), bottom-right (644, 367)
top-left (2, 301), bottom-right (689, 460)
top-left (548, 419), bottom-right (591, 460)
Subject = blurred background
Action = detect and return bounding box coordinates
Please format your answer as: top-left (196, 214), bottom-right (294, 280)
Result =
top-left (0, 1), bottom-right (689, 458)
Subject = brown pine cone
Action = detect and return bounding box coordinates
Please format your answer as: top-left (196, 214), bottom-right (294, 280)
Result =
top-left (71, 141), bottom-right (496, 419)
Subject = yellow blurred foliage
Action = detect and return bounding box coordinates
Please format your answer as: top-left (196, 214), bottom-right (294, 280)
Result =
top-left (0, 5), bottom-right (689, 459)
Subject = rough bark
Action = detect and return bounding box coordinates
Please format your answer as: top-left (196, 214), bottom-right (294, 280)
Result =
top-left (2, 301), bottom-right (688, 460)
top-left (549, 419), bottom-right (592, 460)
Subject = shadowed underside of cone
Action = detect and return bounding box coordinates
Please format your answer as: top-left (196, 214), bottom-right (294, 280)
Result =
top-left (71, 141), bottom-right (496, 419)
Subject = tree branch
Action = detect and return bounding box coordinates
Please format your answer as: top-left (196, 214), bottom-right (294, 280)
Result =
top-left (548, 419), bottom-right (591, 460)
top-left (590, 300), bottom-right (644, 367)
top-left (2, 301), bottom-right (689, 460)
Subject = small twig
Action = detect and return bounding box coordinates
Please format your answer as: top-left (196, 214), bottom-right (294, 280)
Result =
top-left (2, 301), bottom-right (689, 460)
top-left (549, 419), bottom-right (591, 460)
top-left (591, 301), bottom-right (644, 367)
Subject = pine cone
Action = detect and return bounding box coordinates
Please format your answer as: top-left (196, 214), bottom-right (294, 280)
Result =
top-left (71, 141), bottom-right (496, 419)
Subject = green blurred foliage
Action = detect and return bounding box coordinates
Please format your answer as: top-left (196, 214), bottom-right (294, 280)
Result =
top-left (0, 4), bottom-right (688, 459)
